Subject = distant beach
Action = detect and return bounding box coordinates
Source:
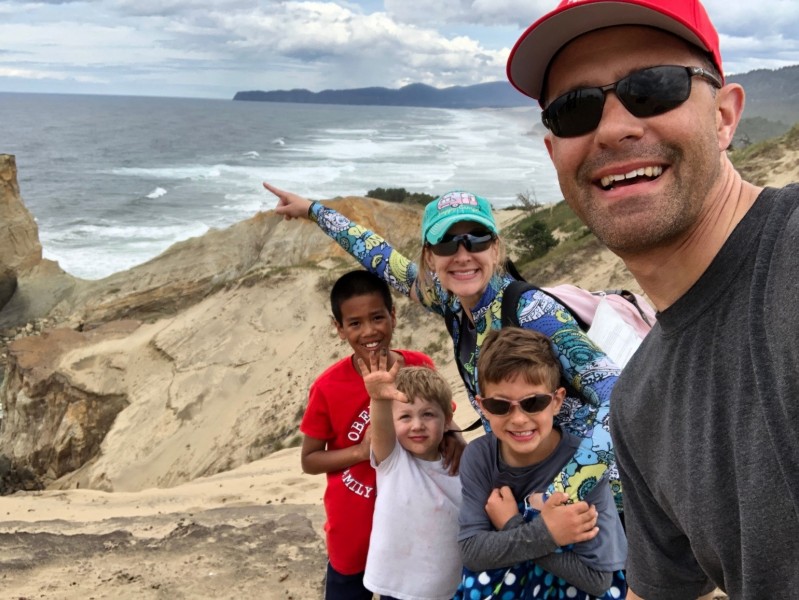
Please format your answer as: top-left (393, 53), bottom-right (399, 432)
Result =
top-left (0, 93), bottom-right (560, 280)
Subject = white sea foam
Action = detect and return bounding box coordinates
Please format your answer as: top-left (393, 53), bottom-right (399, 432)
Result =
top-left (322, 128), bottom-right (380, 136)
top-left (8, 97), bottom-right (558, 280)
top-left (40, 220), bottom-right (210, 280)
top-left (146, 187), bottom-right (167, 199)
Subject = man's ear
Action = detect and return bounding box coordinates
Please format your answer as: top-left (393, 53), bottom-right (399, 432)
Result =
top-left (544, 132), bottom-right (555, 162)
top-left (716, 83), bottom-right (745, 152)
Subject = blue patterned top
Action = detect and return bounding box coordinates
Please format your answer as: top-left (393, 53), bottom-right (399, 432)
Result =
top-left (310, 201), bottom-right (621, 506)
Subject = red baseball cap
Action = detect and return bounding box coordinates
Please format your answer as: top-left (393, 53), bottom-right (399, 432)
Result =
top-left (507, 0), bottom-right (724, 102)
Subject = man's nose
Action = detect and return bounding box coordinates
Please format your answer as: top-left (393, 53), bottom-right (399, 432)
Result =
top-left (594, 92), bottom-right (646, 145)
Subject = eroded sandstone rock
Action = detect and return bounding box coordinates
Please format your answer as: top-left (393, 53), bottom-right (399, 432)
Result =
top-left (0, 155), bottom-right (42, 277)
top-left (0, 322), bottom-right (140, 492)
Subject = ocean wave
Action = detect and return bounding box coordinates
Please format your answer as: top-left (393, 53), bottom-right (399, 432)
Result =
top-left (12, 98), bottom-right (556, 280)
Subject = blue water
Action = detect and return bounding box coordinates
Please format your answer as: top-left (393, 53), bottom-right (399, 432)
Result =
top-left (0, 92), bottom-right (559, 280)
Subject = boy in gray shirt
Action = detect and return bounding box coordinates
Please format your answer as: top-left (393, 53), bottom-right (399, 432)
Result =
top-left (455, 328), bottom-right (626, 599)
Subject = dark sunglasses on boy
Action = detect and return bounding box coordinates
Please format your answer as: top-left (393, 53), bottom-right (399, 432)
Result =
top-left (480, 393), bottom-right (554, 416)
top-left (428, 231), bottom-right (496, 257)
top-left (542, 65), bottom-right (723, 138)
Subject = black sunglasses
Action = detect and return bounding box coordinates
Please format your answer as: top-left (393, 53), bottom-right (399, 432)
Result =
top-left (480, 394), bottom-right (554, 416)
top-left (542, 65), bottom-right (723, 138)
top-left (428, 232), bottom-right (495, 257)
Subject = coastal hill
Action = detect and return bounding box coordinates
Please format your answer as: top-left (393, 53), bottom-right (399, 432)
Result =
top-left (234, 66), bottom-right (799, 144)
top-left (234, 66), bottom-right (799, 114)
top-left (1, 120), bottom-right (798, 596)
top-left (234, 80), bottom-right (528, 109)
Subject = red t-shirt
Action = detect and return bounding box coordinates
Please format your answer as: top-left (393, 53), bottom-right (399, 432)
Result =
top-left (300, 349), bottom-right (434, 575)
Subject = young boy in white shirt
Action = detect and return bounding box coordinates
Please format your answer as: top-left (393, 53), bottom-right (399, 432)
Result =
top-left (359, 351), bottom-right (462, 600)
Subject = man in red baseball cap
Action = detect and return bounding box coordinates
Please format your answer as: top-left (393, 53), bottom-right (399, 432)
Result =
top-left (507, 1), bottom-right (799, 599)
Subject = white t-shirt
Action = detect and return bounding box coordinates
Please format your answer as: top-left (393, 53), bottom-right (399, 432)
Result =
top-left (364, 442), bottom-right (462, 600)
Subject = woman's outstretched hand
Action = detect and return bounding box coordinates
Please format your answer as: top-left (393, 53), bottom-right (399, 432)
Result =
top-left (263, 182), bottom-right (313, 221)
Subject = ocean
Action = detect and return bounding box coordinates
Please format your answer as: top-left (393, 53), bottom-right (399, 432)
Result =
top-left (0, 92), bottom-right (560, 280)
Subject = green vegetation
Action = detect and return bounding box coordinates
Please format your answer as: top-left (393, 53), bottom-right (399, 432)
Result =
top-left (730, 132), bottom-right (786, 163)
top-left (520, 200), bottom-right (588, 237)
top-left (785, 122), bottom-right (799, 146)
top-left (504, 198), bottom-right (597, 280)
top-left (733, 116), bottom-right (791, 149)
top-left (366, 187), bottom-right (435, 205)
top-left (729, 122), bottom-right (799, 186)
top-left (511, 217), bottom-right (558, 260)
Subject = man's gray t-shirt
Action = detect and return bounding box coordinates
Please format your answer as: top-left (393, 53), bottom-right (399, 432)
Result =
top-left (611, 185), bottom-right (799, 599)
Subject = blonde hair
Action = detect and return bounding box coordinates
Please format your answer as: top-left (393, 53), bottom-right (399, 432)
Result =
top-left (395, 366), bottom-right (453, 420)
top-left (415, 236), bottom-right (508, 306)
top-left (477, 327), bottom-right (560, 392)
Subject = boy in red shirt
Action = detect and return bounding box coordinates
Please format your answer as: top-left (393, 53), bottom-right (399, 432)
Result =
top-left (300, 269), bottom-right (435, 599)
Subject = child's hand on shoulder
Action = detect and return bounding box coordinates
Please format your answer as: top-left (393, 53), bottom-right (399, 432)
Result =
top-left (485, 486), bottom-right (519, 530)
top-left (540, 492), bottom-right (599, 546)
top-left (358, 350), bottom-right (408, 404)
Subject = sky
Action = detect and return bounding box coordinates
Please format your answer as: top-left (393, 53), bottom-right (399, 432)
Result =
top-left (1, 0), bottom-right (798, 100)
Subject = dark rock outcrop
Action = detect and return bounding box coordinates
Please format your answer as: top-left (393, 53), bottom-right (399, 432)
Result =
top-left (0, 266), bottom-right (16, 313)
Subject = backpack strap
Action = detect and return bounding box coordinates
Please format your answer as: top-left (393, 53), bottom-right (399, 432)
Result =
top-left (442, 304), bottom-right (487, 433)
top-left (501, 280), bottom-right (535, 328)
top-left (503, 257), bottom-right (525, 281)
top-left (616, 289), bottom-right (655, 326)
top-left (459, 417), bottom-right (485, 432)
top-left (443, 304), bottom-right (457, 338)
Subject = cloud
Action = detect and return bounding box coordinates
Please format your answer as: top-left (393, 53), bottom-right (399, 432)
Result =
top-left (384, 0), bottom-right (550, 26)
top-left (164, 1), bottom-right (509, 89)
top-left (0, 66), bottom-right (102, 82)
top-left (383, 0), bottom-right (799, 65)
top-left (1, 0), bottom-right (798, 98)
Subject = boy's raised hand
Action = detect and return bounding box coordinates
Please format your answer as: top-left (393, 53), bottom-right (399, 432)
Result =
top-left (540, 492), bottom-right (599, 546)
top-left (263, 182), bottom-right (313, 221)
top-left (356, 350), bottom-right (408, 404)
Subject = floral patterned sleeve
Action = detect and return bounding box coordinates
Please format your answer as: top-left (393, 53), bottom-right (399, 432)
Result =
top-left (310, 201), bottom-right (432, 304)
top-left (516, 290), bottom-right (623, 508)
